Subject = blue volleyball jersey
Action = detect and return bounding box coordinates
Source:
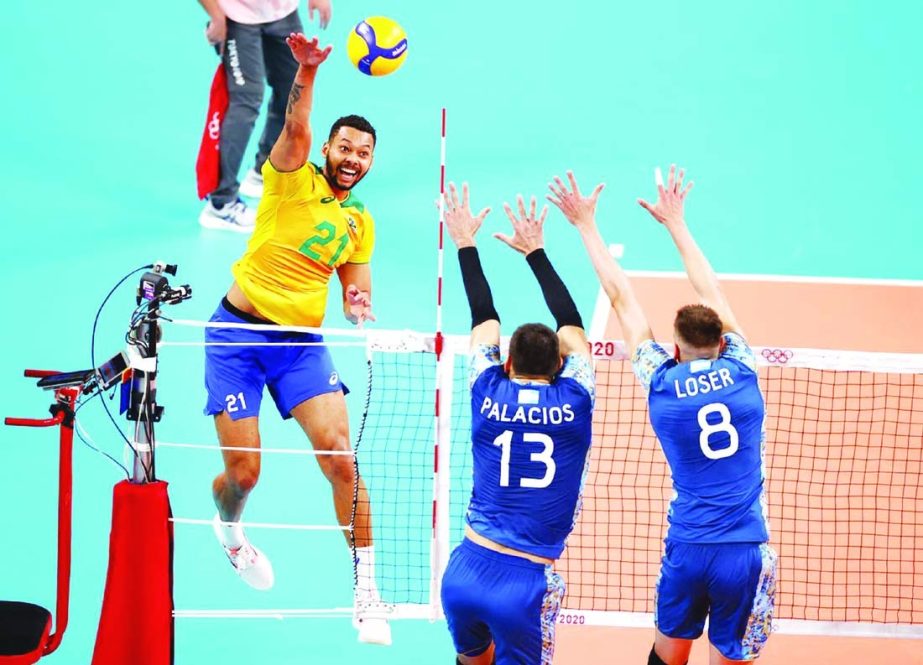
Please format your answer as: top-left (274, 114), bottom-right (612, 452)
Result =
top-left (632, 333), bottom-right (769, 544)
top-left (466, 345), bottom-right (595, 560)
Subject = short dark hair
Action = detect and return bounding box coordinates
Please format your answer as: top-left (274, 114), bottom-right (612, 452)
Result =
top-left (509, 323), bottom-right (560, 379)
top-left (674, 304), bottom-right (723, 348)
top-left (328, 114), bottom-right (376, 145)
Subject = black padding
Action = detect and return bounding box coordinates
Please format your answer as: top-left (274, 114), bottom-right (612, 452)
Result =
top-left (648, 645), bottom-right (669, 665)
top-left (0, 601), bottom-right (51, 655)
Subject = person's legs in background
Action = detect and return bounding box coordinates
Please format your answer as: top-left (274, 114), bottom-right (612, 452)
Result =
top-left (239, 11), bottom-right (303, 200)
top-left (200, 18), bottom-right (264, 231)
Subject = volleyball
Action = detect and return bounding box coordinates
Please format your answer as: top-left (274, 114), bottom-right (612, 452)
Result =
top-left (346, 16), bottom-right (408, 76)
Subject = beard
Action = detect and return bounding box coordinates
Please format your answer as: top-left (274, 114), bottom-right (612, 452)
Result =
top-left (324, 156), bottom-right (365, 191)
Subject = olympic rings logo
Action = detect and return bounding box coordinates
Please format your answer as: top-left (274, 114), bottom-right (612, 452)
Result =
top-left (761, 348), bottom-right (793, 364)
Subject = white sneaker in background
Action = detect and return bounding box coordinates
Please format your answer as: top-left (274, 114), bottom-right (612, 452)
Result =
top-left (199, 198), bottom-right (256, 233)
top-left (212, 514), bottom-right (274, 590)
top-left (353, 599), bottom-right (393, 646)
top-left (239, 169), bottom-right (264, 199)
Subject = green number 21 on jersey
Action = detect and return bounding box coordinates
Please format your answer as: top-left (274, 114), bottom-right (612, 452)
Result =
top-left (299, 221), bottom-right (350, 267)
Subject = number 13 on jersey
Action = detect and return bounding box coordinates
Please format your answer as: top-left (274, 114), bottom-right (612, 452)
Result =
top-left (493, 430), bottom-right (556, 488)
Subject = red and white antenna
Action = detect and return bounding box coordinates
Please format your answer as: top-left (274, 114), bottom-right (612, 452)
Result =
top-left (430, 108), bottom-right (450, 619)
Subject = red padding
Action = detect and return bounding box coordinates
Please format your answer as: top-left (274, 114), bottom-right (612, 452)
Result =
top-left (195, 64), bottom-right (229, 199)
top-left (92, 481), bottom-right (173, 665)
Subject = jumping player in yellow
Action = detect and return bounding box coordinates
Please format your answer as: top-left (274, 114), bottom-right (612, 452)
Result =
top-left (203, 32), bottom-right (389, 645)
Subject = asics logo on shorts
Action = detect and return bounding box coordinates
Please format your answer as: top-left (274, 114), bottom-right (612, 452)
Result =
top-left (329, 372), bottom-right (339, 385)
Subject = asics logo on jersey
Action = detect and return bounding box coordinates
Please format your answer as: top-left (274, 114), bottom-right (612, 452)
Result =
top-left (320, 196), bottom-right (336, 204)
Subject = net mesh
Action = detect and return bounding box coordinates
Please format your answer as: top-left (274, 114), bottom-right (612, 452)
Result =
top-left (358, 337), bottom-right (923, 625)
top-left (560, 358), bottom-right (923, 624)
top-left (355, 349), bottom-right (435, 605)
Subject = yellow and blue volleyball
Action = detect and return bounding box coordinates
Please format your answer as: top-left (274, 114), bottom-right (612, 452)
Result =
top-left (346, 16), bottom-right (408, 76)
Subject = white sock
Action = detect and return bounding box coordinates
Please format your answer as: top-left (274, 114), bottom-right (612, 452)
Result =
top-left (354, 546), bottom-right (380, 602)
top-left (216, 515), bottom-right (246, 549)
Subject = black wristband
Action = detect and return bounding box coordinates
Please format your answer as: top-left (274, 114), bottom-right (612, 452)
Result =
top-left (526, 248), bottom-right (584, 330)
top-left (458, 246), bottom-right (500, 328)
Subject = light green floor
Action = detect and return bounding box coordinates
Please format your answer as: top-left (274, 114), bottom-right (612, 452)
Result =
top-left (1, 1), bottom-right (921, 663)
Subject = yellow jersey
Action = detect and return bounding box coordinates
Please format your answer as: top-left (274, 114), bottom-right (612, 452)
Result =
top-left (231, 160), bottom-right (375, 327)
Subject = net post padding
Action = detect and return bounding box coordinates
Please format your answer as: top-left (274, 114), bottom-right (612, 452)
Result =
top-left (92, 480), bottom-right (174, 665)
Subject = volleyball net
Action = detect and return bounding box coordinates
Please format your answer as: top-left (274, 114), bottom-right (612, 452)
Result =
top-left (354, 330), bottom-right (923, 637)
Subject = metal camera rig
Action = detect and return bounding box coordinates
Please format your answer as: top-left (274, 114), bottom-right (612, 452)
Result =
top-left (126, 262), bottom-right (192, 483)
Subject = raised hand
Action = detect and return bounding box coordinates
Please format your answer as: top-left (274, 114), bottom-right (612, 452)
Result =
top-left (285, 33), bottom-right (332, 67)
top-left (547, 171), bottom-right (605, 230)
top-left (308, 0), bottom-right (332, 30)
top-left (346, 284), bottom-right (375, 328)
top-left (443, 182), bottom-right (491, 249)
top-left (494, 195), bottom-right (547, 255)
top-left (637, 164), bottom-right (694, 229)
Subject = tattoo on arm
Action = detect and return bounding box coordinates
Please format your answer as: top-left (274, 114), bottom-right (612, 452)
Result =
top-left (286, 83), bottom-right (304, 115)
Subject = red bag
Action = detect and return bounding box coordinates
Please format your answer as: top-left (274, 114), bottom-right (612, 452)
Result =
top-left (195, 64), bottom-right (229, 199)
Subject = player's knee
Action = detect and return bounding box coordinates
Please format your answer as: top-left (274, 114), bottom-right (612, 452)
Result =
top-left (318, 453), bottom-right (355, 488)
top-left (225, 458), bottom-right (260, 494)
top-left (227, 84), bottom-right (264, 112)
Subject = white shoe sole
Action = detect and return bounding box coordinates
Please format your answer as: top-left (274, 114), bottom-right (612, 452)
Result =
top-left (198, 211), bottom-right (255, 234)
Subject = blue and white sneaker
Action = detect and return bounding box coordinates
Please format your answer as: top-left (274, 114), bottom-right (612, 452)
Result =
top-left (199, 198), bottom-right (256, 233)
top-left (239, 169), bottom-right (264, 199)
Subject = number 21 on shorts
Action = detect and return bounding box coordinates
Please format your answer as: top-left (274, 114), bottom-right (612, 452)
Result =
top-left (226, 392), bottom-right (248, 414)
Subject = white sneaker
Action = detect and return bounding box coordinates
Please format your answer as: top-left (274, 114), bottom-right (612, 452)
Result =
top-left (353, 599), bottom-right (393, 646)
top-left (239, 169), bottom-right (264, 199)
top-left (199, 198), bottom-right (256, 233)
top-left (212, 514), bottom-right (274, 590)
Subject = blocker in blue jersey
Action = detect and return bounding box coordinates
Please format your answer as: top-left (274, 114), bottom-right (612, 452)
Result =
top-left (439, 182), bottom-right (595, 665)
top-left (558, 168), bottom-right (777, 665)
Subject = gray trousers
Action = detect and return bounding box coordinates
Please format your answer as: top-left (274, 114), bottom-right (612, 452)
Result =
top-left (212, 10), bottom-right (302, 207)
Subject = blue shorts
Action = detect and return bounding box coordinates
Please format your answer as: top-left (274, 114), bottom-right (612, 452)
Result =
top-left (440, 539), bottom-right (565, 665)
top-left (203, 299), bottom-right (348, 420)
top-left (655, 541), bottom-right (777, 661)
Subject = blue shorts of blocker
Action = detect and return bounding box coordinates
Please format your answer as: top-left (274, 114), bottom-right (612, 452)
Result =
top-left (441, 538), bottom-right (565, 665)
top-left (655, 540), bottom-right (777, 661)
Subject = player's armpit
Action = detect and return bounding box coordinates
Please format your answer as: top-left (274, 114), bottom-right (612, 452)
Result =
top-left (269, 122), bottom-right (311, 173)
top-left (557, 325), bottom-right (589, 360)
top-left (470, 320), bottom-right (500, 349)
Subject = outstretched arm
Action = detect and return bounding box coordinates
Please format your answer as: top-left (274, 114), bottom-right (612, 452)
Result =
top-left (638, 165), bottom-right (742, 336)
top-left (442, 183), bottom-right (499, 348)
top-left (268, 34), bottom-right (332, 173)
top-left (549, 172), bottom-right (653, 354)
top-left (494, 195), bottom-right (589, 360)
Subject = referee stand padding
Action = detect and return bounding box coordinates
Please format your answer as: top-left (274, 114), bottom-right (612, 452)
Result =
top-left (92, 480), bottom-right (174, 665)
